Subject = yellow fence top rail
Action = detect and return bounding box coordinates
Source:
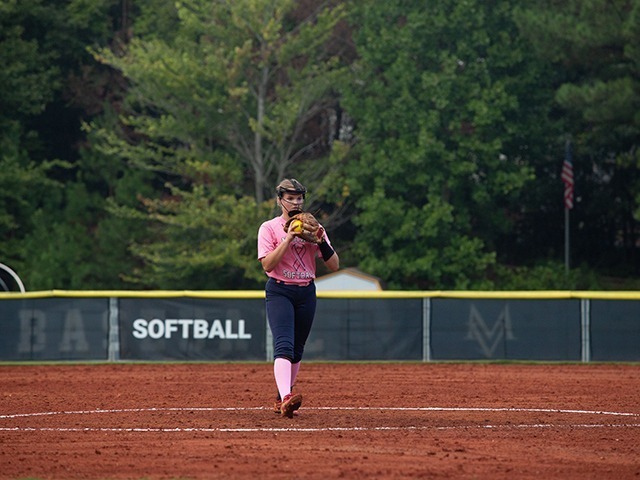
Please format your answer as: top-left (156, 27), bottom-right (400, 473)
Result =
top-left (1, 290), bottom-right (640, 300)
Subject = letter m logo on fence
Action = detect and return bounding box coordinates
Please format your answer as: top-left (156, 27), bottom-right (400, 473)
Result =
top-left (465, 304), bottom-right (516, 358)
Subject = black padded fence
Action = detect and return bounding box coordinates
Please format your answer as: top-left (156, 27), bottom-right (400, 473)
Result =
top-left (0, 291), bottom-right (638, 362)
top-left (430, 299), bottom-right (581, 361)
top-left (309, 298), bottom-right (424, 360)
top-left (590, 300), bottom-right (640, 361)
top-left (0, 297), bottom-right (109, 361)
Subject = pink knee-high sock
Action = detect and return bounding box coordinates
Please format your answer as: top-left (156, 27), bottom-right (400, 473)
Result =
top-left (274, 358), bottom-right (292, 400)
top-left (291, 361), bottom-right (301, 388)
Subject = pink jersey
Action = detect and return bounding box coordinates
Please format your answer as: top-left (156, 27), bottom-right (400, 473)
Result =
top-left (257, 216), bottom-right (330, 284)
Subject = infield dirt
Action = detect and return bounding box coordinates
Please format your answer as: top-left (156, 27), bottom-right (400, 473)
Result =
top-left (1, 363), bottom-right (639, 479)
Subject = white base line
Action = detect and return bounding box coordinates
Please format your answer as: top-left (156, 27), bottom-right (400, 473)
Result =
top-left (1, 424), bottom-right (640, 433)
top-left (1, 406), bottom-right (639, 419)
top-left (1, 407), bottom-right (639, 434)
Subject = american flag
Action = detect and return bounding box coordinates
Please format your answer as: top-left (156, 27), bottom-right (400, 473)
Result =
top-left (561, 140), bottom-right (574, 210)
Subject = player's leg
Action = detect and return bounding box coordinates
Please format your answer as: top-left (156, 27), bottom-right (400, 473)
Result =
top-left (265, 282), bottom-right (295, 400)
top-left (265, 281), bottom-right (302, 416)
top-left (277, 284), bottom-right (316, 416)
top-left (290, 361), bottom-right (301, 388)
top-left (292, 283), bottom-right (317, 364)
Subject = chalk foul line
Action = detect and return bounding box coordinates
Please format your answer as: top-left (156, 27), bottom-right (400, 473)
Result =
top-left (1, 406), bottom-right (639, 433)
top-left (1, 424), bottom-right (640, 433)
top-left (1, 406), bottom-right (639, 419)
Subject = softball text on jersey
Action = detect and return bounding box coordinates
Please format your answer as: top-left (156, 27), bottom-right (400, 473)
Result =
top-left (132, 318), bottom-right (252, 340)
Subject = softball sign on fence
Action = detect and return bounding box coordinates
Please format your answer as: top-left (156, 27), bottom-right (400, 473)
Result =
top-left (132, 318), bottom-right (252, 340)
top-left (117, 297), bottom-right (266, 361)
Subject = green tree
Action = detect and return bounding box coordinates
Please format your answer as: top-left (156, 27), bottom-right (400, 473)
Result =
top-left (0, 0), bottom-right (63, 277)
top-left (341, 0), bottom-right (548, 289)
top-left (89, 0), bottom-right (348, 288)
top-left (516, 0), bottom-right (640, 278)
top-left (0, 0), bottom-right (139, 289)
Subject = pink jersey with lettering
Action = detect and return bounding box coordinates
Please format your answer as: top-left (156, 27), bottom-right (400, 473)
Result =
top-left (257, 216), bottom-right (330, 284)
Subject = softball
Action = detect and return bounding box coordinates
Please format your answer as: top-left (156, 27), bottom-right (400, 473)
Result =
top-left (291, 219), bottom-right (303, 233)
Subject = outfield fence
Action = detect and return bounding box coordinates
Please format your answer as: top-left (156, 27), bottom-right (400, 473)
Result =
top-left (0, 290), bottom-right (638, 362)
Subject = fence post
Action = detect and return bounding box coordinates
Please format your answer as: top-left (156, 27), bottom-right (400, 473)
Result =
top-left (265, 311), bottom-right (272, 361)
top-left (108, 297), bottom-right (120, 362)
top-left (422, 297), bottom-right (431, 362)
top-left (580, 299), bottom-right (591, 362)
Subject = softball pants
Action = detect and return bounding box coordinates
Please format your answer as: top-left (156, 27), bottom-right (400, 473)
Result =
top-left (265, 278), bottom-right (317, 363)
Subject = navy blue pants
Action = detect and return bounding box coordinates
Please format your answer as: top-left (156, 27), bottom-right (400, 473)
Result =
top-left (265, 278), bottom-right (317, 363)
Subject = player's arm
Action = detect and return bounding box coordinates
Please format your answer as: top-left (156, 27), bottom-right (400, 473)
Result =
top-left (323, 249), bottom-right (339, 272)
top-left (260, 225), bottom-right (298, 273)
top-left (318, 235), bottom-right (339, 272)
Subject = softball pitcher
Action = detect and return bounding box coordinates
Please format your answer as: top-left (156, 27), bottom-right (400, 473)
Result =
top-left (257, 178), bottom-right (339, 417)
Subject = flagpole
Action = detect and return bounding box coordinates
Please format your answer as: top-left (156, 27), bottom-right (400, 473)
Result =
top-left (561, 138), bottom-right (574, 275)
top-left (564, 206), bottom-right (569, 273)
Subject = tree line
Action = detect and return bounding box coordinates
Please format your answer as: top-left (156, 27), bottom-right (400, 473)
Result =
top-left (1, 0), bottom-right (639, 291)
